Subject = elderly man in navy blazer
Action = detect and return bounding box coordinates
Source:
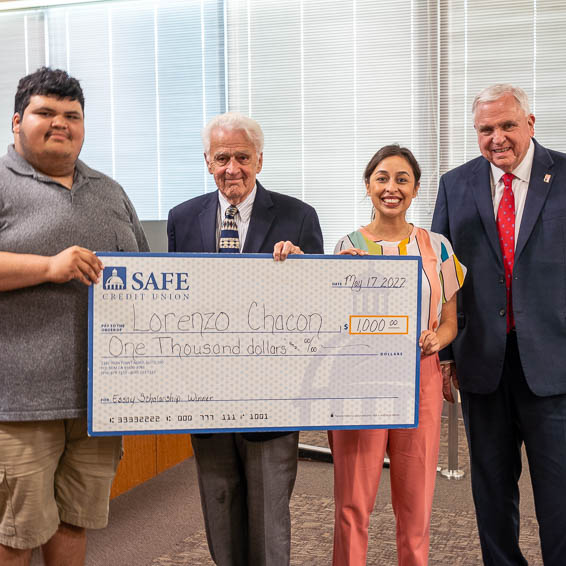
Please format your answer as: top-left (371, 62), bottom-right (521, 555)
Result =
top-left (168, 112), bottom-right (323, 566)
top-left (432, 84), bottom-right (566, 566)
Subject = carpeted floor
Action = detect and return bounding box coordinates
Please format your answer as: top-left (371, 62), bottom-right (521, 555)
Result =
top-left (72, 413), bottom-right (544, 566)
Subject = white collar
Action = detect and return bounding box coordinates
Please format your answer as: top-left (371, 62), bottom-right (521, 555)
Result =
top-left (490, 139), bottom-right (535, 184)
top-left (218, 184), bottom-right (257, 221)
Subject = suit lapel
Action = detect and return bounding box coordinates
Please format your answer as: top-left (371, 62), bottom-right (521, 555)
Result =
top-left (198, 192), bottom-right (219, 252)
top-left (515, 140), bottom-right (554, 262)
top-left (470, 159), bottom-right (502, 264)
top-left (243, 182), bottom-right (275, 253)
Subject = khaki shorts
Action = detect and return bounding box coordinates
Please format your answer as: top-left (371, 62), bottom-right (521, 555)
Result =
top-left (0, 418), bottom-right (121, 550)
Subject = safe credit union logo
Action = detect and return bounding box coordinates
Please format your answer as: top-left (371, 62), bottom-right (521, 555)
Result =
top-left (103, 267), bottom-right (127, 290)
top-left (101, 266), bottom-right (190, 292)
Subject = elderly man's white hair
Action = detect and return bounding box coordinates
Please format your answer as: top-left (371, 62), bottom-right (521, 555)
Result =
top-left (472, 84), bottom-right (531, 119)
top-left (202, 112), bottom-right (264, 156)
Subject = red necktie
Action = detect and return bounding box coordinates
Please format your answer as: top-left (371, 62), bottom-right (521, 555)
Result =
top-left (496, 173), bottom-right (515, 332)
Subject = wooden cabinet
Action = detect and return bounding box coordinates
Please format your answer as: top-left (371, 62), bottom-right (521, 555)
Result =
top-left (111, 434), bottom-right (192, 498)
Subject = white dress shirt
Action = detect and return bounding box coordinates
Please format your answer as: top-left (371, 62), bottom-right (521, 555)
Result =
top-left (216, 184), bottom-right (257, 252)
top-left (490, 139), bottom-right (535, 249)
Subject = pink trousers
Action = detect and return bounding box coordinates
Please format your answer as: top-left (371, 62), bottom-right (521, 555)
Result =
top-left (328, 354), bottom-right (443, 566)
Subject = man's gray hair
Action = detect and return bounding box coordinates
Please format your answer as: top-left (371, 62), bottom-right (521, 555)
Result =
top-left (472, 84), bottom-right (531, 119)
top-left (202, 112), bottom-right (264, 156)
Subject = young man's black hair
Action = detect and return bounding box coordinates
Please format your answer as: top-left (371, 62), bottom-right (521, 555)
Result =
top-left (14, 67), bottom-right (84, 121)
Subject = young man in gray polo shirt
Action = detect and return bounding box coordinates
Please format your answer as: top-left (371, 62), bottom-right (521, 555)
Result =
top-left (0, 68), bottom-right (149, 565)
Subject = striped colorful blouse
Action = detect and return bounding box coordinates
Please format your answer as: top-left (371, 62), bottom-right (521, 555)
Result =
top-left (335, 226), bottom-right (466, 334)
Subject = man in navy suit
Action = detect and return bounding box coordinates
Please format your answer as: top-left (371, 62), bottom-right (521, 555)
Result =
top-left (432, 84), bottom-right (566, 566)
top-left (168, 112), bottom-right (323, 566)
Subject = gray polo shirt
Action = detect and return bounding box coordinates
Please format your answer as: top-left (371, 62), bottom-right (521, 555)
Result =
top-left (0, 145), bottom-right (149, 421)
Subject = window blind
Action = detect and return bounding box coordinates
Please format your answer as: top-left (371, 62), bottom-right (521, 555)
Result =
top-left (0, 0), bottom-right (225, 220)
top-left (2, 0), bottom-right (566, 243)
top-left (226, 0), bottom-right (440, 252)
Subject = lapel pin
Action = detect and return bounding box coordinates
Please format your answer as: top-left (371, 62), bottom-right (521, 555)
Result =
top-left (544, 174), bottom-right (552, 183)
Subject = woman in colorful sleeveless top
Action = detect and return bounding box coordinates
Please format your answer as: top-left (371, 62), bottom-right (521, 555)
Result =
top-left (329, 144), bottom-right (466, 566)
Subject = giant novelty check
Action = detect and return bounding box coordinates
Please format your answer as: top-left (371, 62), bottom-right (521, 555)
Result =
top-left (88, 253), bottom-right (422, 435)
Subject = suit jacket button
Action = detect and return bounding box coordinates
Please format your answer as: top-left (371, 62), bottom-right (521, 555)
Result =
top-left (499, 309), bottom-right (506, 317)
top-left (499, 276), bottom-right (505, 284)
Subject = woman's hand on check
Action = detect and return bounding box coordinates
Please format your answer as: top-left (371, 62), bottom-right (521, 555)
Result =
top-left (338, 248), bottom-right (368, 256)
